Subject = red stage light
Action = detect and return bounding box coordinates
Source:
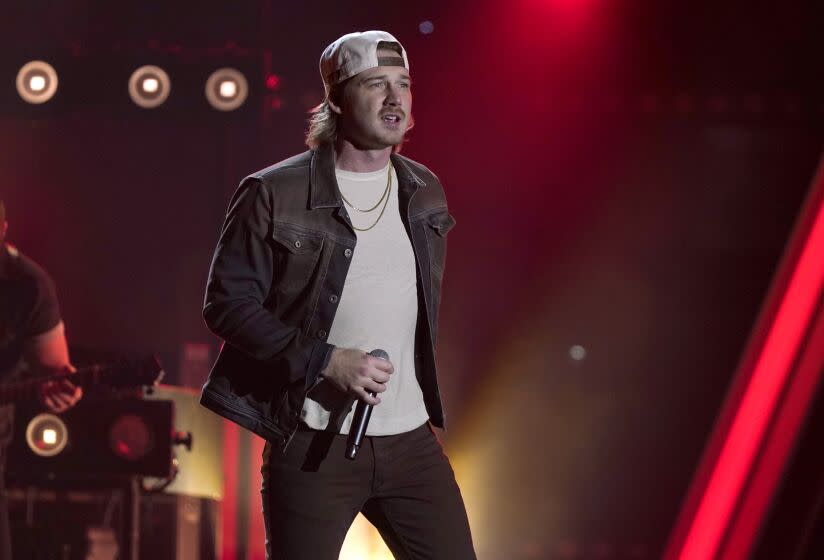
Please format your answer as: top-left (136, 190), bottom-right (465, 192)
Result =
top-left (265, 74), bottom-right (280, 90)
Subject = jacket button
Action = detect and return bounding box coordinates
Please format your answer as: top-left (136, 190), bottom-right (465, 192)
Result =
top-left (294, 239), bottom-right (302, 249)
top-left (344, 248), bottom-right (352, 258)
top-left (329, 295), bottom-right (338, 303)
top-left (317, 329), bottom-right (327, 339)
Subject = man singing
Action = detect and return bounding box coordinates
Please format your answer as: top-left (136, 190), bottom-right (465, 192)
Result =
top-left (200, 31), bottom-right (475, 559)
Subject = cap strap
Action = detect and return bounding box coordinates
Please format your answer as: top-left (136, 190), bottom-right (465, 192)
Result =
top-left (378, 56), bottom-right (406, 68)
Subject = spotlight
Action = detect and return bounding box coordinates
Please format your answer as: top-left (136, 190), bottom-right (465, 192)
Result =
top-left (419, 20), bottom-right (435, 35)
top-left (205, 67), bottom-right (248, 112)
top-left (16, 60), bottom-right (59, 104)
top-left (142, 77), bottom-right (159, 93)
top-left (128, 65), bottom-right (171, 109)
top-left (29, 75), bottom-right (46, 92)
top-left (25, 413), bottom-right (69, 457)
top-left (569, 345), bottom-right (587, 361)
top-left (219, 80), bottom-right (237, 98)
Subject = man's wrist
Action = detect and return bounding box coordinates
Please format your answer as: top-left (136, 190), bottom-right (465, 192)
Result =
top-left (317, 346), bottom-right (338, 382)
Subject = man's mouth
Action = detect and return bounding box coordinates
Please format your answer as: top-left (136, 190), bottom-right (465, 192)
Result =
top-left (382, 114), bottom-right (402, 123)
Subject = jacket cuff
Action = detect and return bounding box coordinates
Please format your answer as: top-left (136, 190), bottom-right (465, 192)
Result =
top-left (305, 341), bottom-right (335, 392)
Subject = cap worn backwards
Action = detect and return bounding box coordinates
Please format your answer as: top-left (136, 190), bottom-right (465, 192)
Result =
top-left (320, 30), bottom-right (409, 95)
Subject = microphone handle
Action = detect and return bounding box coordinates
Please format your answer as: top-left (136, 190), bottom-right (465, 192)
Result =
top-left (345, 349), bottom-right (388, 460)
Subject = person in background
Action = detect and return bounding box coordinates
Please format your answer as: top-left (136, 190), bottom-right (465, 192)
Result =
top-left (0, 199), bottom-right (83, 559)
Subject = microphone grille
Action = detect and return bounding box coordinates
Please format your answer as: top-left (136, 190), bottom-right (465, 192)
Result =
top-left (369, 349), bottom-right (389, 361)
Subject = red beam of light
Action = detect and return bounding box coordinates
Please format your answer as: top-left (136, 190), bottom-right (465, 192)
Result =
top-left (221, 421), bottom-right (240, 560)
top-left (247, 435), bottom-right (267, 560)
top-left (721, 291), bottom-right (824, 558)
top-left (667, 158), bottom-right (824, 560)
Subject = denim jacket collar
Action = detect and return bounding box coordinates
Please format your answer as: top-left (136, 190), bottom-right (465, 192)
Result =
top-left (309, 142), bottom-right (427, 210)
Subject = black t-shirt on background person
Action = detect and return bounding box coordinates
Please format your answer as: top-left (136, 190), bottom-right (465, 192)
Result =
top-left (0, 243), bottom-right (62, 451)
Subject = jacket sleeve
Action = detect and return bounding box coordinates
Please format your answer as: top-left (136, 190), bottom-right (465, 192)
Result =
top-left (203, 177), bottom-right (334, 390)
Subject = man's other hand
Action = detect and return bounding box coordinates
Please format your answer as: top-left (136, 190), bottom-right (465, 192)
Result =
top-left (39, 366), bottom-right (83, 413)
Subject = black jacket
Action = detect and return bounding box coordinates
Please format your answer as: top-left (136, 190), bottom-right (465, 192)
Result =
top-left (199, 143), bottom-right (456, 450)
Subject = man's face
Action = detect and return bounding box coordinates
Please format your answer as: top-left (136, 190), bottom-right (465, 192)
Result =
top-left (335, 50), bottom-right (412, 150)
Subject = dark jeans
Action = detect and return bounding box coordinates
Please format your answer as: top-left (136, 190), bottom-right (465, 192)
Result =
top-left (261, 422), bottom-right (476, 560)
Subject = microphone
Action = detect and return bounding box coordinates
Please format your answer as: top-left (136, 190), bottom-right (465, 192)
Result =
top-left (345, 349), bottom-right (389, 460)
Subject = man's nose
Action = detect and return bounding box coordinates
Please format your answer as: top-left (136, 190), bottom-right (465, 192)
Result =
top-left (384, 86), bottom-right (401, 106)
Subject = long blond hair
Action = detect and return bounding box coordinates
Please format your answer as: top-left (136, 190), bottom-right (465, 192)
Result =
top-left (305, 96), bottom-right (339, 149)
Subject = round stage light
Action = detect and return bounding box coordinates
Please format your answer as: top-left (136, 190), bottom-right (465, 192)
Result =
top-left (25, 413), bottom-right (69, 457)
top-left (29, 75), bottom-right (46, 92)
top-left (205, 68), bottom-right (248, 112)
top-left (16, 61), bottom-right (59, 104)
top-left (219, 80), bottom-right (237, 98)
top-left (128, 65), bottom-right (171, 109)
top-left (142, 77), bottom-right (159, 93)
top-left (569, 344), bottom-right (587, 361)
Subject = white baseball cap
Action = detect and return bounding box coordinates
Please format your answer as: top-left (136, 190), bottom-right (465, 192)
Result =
top-left (320, 30), bottom-right (409, 95)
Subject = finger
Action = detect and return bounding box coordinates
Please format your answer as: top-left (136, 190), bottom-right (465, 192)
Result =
top-left (369, 357), bottom-right (394, 372)
top-left (42, 386), bottom-right (60, 400)
top-left (53, 393), bottom-right (73, 409)
top-left (372, 371), bottom-right (391, 384)
top-left (59, 379), bottom-right (77, 392)
top-left (355, 387), bottom-right (381, 406)
top-left (364, 380), bottom-right (387, 394)
top-left (57, 381), bottom-right (81, 400)
top-left (44, 395), bottom-right (67, 413)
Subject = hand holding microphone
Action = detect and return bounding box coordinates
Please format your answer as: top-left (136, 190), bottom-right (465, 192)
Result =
top-left (319, 347), bottom-right (393, 459)
top-left (346, 349), bottom-right (389, 460)
top-left (321, 347), bottom-right (393, 405)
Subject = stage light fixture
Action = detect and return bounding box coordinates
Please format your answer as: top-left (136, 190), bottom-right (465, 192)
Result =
top-left (205, 67), bottom-right (248, 112)
top-left (16, 61), bottom-right (59, 104)
top-left (569, 345), bottom-right (587, 361)
top-left (128, 65), bottom-right (171, 109)
top-left (109, 413), bottom-right (153, 461)
top-left (25, 413), bottom-right (69, 457)
top-left (142, 77), bottom-right (159, 93)
top-left (29, 76), bottom-right (46, 92)
top-left (219, 80), bottom-right (237, 98)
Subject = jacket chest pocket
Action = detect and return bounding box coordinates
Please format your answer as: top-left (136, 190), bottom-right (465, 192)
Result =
top-left (424, 210), bottom-right (456, 277)
top-left (272, 228), bottom-right (325, 294)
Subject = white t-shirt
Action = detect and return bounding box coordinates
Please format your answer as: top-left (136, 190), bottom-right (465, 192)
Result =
top-left (300, 162), bottom-right (429, 435)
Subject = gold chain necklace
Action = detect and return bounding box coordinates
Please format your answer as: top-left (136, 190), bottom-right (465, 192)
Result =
top-left (340, 165), bottom-right (391, 212)
top-left (343, 166), bottom-right (392, 232)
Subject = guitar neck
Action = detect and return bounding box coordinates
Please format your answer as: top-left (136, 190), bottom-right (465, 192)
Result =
top-left (0, 359), bottom-right (160, 406)
top-left (0, 369), bottom-right (98, 406)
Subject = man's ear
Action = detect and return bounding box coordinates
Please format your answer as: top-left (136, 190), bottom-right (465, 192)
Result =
top-left (327, 96), bottom-right (343, 115)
